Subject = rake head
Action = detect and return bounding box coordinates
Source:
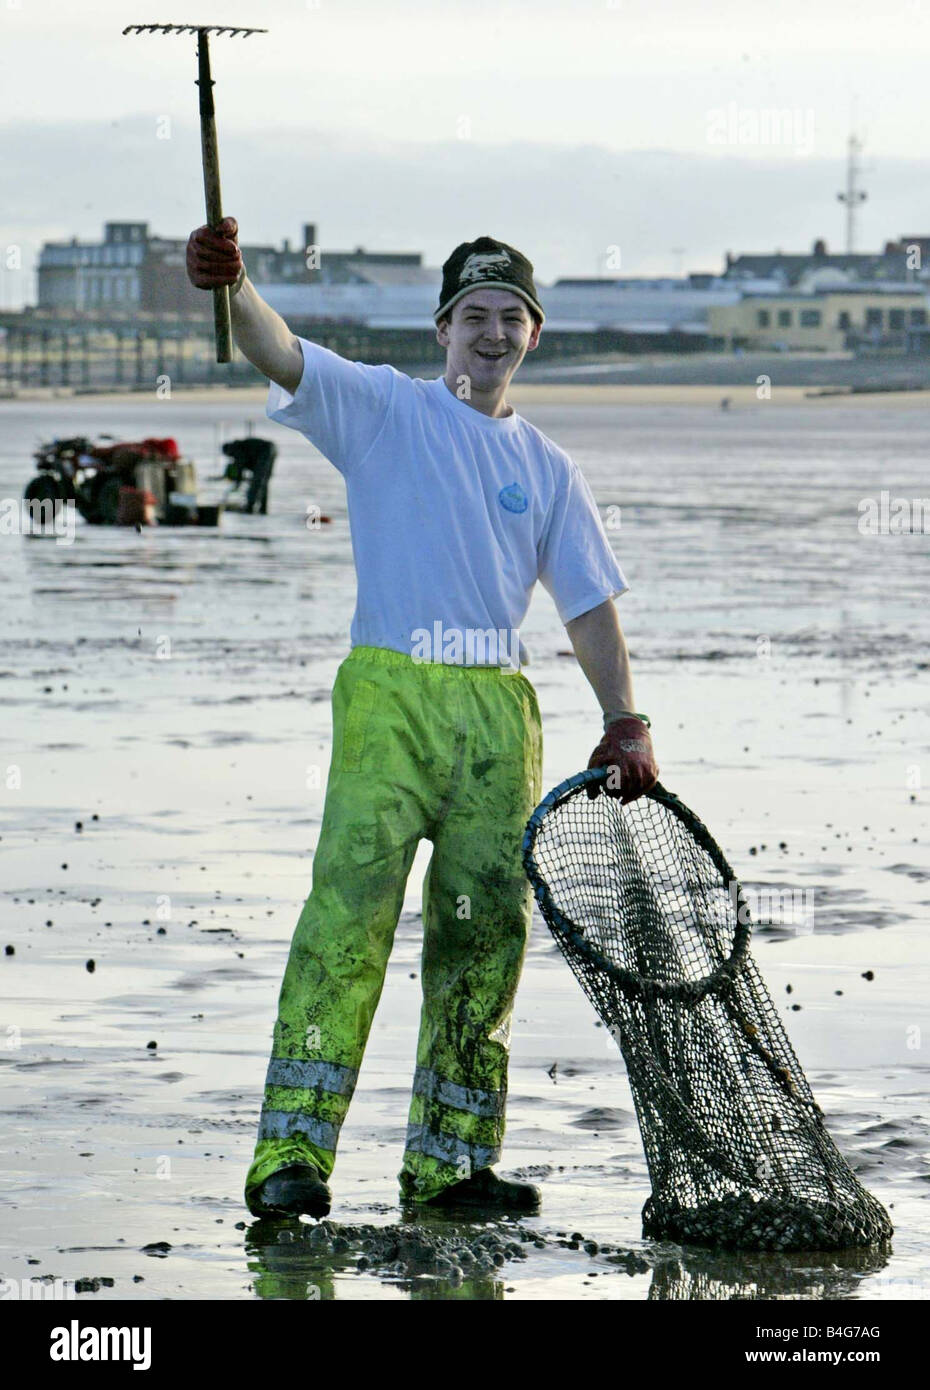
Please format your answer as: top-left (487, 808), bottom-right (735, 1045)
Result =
top-left (122, 24), bottom-right (267, 38)
top-left (122, 20), bottom-right (267, 366)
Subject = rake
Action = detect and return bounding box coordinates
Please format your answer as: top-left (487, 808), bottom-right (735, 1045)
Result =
top-left (123, 23), bottom-right (268, 363)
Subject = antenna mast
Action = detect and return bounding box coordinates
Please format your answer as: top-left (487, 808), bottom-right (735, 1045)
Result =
top-left (837, 132), bottom-right (867, 253)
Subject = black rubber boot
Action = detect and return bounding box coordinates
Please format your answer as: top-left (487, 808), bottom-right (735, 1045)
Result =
top-left (423, 1167), bottom-right (541, 1213)
top-left (248, 1164), bottom-right (332, 1218)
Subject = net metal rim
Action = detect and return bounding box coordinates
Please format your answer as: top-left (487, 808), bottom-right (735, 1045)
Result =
top-left (522, 769), bottom-right (753, 1004)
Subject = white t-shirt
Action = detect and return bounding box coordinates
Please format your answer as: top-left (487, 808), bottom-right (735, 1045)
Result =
top-left (266, 338), bottom-right (628, 667)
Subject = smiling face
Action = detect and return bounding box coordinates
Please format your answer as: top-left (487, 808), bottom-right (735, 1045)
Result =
top-left (436, 287), bottom-right (542, 403)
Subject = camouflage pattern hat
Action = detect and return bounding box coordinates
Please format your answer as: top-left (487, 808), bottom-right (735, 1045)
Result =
top-left (435, 235), bottom-right (546, 325)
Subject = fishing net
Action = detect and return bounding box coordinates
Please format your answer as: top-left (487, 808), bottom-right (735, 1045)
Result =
top-left (522, 771), bottom-right (893, 1252)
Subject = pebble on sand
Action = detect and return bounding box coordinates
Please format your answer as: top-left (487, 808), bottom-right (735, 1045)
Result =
top-left (74, 1276), bottom-right (115, 1293)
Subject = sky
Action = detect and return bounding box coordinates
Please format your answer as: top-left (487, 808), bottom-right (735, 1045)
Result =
top-left (2, 0), bottom-right (930, 305)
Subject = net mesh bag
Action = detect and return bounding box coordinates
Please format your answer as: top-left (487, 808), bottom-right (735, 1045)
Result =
top-left (522, 772), bottom-right (893, 1252)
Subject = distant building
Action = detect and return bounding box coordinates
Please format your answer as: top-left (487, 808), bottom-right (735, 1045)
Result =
top-left (709, 286), bottom-right (930, 352)
top-left (722, 236), bottom-right (930, 288)
top-left (238, 223), bottom-right (430, 287)
top-left (714, 234), bottom-right (930, 352)
top-left (260, 274), bottom-right (744, 340)
top-left (885, 235), bottom-right (930, 275)
top-left (38, 221), bottom-right (206, 313)
top-left (542, 276), bottom-right (741, 335)
top-left (36, 221), bottom-right (429, 313)
top-left (38, 222), bottom-right (150, 310)
top-left (39, 223), bottom-right (930, 356)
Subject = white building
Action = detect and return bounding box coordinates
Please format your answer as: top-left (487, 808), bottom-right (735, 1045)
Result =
top-left (38, 222), bottom-right (148, 310)
top-left (261, 274), bottom-right (751, 337)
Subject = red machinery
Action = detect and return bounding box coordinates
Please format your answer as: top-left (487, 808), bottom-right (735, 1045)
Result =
top-left (23, 436), bottom-right (219, 526)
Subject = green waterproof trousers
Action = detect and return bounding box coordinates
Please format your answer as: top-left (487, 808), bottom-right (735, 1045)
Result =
top-left (245, 644), bottom-right (543, 1208)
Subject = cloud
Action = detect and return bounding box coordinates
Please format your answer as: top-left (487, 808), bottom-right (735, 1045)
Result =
top-left (2, 117), bottom-right (929, 301)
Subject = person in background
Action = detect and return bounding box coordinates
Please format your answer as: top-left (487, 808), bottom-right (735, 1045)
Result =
top-left (221, 437), bottom-right (277, 514)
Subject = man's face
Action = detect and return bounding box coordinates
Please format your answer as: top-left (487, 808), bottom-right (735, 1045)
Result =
top-left (436, 288), bottom-right (541, 393)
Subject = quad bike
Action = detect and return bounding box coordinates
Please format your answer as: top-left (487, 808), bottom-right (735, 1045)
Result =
top-left (22, 436), bottom-right (216, 526)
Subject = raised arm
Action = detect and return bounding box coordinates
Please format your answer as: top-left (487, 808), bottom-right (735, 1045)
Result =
top-left (186, 217), bottom-right (303, 393)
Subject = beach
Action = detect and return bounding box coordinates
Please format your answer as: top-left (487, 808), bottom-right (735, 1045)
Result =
top-left (1, 382), bottom-right (928, 1301)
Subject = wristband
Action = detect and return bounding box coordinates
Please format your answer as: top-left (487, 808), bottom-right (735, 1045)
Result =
top-left (603, 710), bottom-right (651, 732)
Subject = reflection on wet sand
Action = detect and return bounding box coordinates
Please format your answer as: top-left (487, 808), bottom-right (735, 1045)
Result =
top-left (243, 1215), bottom-right (890, 1302)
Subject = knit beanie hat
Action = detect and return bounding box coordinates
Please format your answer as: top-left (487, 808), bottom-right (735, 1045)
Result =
top-left (434, 235), bottom-right (545, 325)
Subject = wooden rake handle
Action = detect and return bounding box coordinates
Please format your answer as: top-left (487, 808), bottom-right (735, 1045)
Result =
top-left (197, 30), bottom-right (232, 363)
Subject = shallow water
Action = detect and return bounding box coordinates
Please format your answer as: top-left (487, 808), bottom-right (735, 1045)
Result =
top-left (1, 391), bottom-right (928, 1299)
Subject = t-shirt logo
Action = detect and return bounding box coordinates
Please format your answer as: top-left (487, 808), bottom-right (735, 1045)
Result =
top-left (459, 250), bottom-right (512, 285)
top-left (499, 482), bottom-right (528, 514)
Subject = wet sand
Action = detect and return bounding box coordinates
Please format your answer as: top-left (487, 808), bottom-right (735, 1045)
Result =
top-left (10, 381), bottom-right (930, 409)
top-left (1, 387), bottom-right (928, 1300)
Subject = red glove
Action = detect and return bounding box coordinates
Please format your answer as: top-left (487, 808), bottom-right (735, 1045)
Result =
top-left (186, 217), bottom-right (242, 290)
top-left (586, 716), bottom-right (658, 804)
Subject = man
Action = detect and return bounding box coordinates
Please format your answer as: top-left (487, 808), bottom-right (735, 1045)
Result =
top-left (220, 436), bottom-right (277, 514)
top-left (186, 223), bottom-right (658, 1218)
